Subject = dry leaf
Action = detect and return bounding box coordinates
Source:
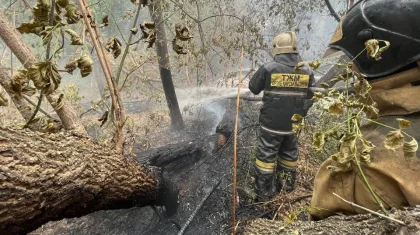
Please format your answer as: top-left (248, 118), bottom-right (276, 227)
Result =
top-left (105, 37), bottom-right (122, 59)
top-left (375, 41), bottom-right (390, 60)
top-left (312, 92), bottom-right (325, 103)
top-left (313, 132), bottom-right (325, 152)
top-left (147, 31), bottom-right (157, 48)
top-left (27, 61), bottom-right (61, 95)
top-left (99, 15), bottom-right (109, 28)
top-left (294, 62), bottom-right (305, 73)
top-left (39, 26), bottom-right (54, 46)
top-left (33, 0), bottom-right (51, 24)
top-left (353, 78), bottom-right (372, 98)
top-left (65, 59), bottom-right (78, 73)
top-left (363, 105), bottom-right (379, 120)
top-left (65, 3), bottom-right (81, 24)
top-left (328, 101), bottom-right (344, 115)
top-left (98, 111), bottom-right (109, 127)
top-left (172, 38), bottom-right (187, 54)
top-left (291, 114), bottom-right (303, 122)
top-left (140, 21), bottom-right (155, 39)
top-left (77, 55), bottom-right (94, 77)
top-left (309, 60), bottom-right (321, 70)
top-left (403, 138), bottom-right (418, 160)
top-left (320, 82), bottom-right (329, 89)
top-left (0, 87), bottom-right (8, 107)
top-left (384, 130), bottom-right (404, 150)
top-left (131, 27), bottom-right (138, 34)
top-left (10, 70), bottom-right (36, 98)
top-left (396, 118), bottom-right (411, 129)
top-left (56, 0), bottom-right (69, 8)
top-left (65, 29), bottom-right (83, 45)
top-left (365, 39), bottom-right (390, 60)
top-left (360, 137), bottom-right (375, 163)
top-left (175, 24), bottom-right (193, 41)
top-left (16, 22), bottom-right (43, 34)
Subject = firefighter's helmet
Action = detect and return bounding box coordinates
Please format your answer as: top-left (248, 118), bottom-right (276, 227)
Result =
top-left (325, 0), bottom-right (420, 79)
top-left (271, 31), bottom-right (298, 55)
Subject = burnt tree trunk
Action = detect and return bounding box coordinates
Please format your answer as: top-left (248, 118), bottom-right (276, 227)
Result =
top-left (0, 11), bottom-right (86, 135)
top-left (0, 128), bottom-right (161, 235)
top-left (148, 1), bottom-right (184, 129)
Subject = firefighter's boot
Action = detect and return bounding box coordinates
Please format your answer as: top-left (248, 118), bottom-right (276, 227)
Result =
top-left (277, 164), bottom-right (297, 193)
top-left (254, 162), bottom-right (276, 201)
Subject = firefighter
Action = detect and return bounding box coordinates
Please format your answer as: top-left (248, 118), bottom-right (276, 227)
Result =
top-left (310, 0), bottom-right (420, 219)
top-left (249, 31), bottom-right (315, 200)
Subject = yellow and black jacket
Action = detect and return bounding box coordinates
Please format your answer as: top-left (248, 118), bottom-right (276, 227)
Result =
top-left (249, 54), bottom-right (315, 134)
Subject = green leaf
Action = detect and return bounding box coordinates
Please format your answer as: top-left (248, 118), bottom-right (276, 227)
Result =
top-left (403, 138), bottom-right (418, 160)
top-left (77, 55), bottom-right (94, 77)
top-left (65, 29), bottom-right (83, 45)
top-left (309, 60), bottom-right (321, 70)
top-left (396, 118), bottom-right (411, 129)
top-left (384, 130), bottom-right (404, 150)
top-left (291, 114), bottom-right (303, 122)
top-left (328, 101), bottom-right (344, 115)
top-left (27, 61), bottom-right (61, 95)
top-left (312, 132), bottom-right (325, 152)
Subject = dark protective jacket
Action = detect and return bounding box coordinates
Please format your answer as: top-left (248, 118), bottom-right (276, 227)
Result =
top-left (249, 54), bottom-right (315, 134)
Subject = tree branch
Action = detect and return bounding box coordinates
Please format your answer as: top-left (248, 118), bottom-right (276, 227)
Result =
top-left (324, 0), bottom-right (341, 22)
top-left (333, 193), bottom-right (405, 225)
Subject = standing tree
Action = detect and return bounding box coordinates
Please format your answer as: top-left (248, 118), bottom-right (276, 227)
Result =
top-left (148, 0), bottom-right (184, 129)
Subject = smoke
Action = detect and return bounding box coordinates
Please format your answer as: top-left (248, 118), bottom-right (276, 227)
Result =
top-left (175, 87), bottom-right (252, 134)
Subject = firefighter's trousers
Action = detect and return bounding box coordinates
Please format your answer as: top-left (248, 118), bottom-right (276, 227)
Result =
top-left (254, 127), bottom-right (298, 199)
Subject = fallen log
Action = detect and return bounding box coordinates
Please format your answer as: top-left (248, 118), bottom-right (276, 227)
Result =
top-left (0, 128), bottom-right (161, 235)
top-left (136, 134), bottom-right (220, 167)
top-left (0, 126), bottom-right (224, 235)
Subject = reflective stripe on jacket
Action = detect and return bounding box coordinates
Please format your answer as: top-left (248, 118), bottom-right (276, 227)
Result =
top-left (249, 54), bottom-right (315, 133)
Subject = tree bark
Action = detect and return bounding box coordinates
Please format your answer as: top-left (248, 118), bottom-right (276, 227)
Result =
top-left (0, 11), bottom-right (86, 135)
top-left (0, 128), bottom-right (161, 235)
top-left (148, 1), bottom-right (185, 129)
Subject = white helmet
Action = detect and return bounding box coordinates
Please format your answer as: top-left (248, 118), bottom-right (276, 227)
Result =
top-left (271, 31), bottom-right (298, 55)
